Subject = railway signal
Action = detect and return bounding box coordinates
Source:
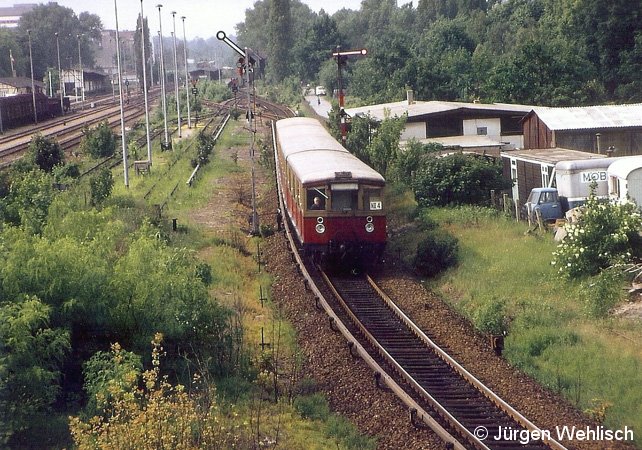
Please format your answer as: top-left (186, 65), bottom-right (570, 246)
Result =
top-left (332, 47), bottom-right (367, 146)
top-left (217, 30), bottom-right (260, 236)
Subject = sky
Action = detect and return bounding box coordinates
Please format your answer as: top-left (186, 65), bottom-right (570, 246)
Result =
top-left (38, 0), bottom-right (372, 40)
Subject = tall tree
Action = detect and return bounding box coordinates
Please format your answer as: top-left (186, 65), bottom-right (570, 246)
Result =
top-left (267, 0), bottom-right (293, 82)
top-left (0, 29), bottom-right (22, 78)
top-left (292, 11), bottom-right (342, 82)
top-left (134, 14), bottom-right (152, 89)
top-left (17, 3), bottom-right (102, 79)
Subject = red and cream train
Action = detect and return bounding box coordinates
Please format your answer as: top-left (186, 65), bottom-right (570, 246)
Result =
top-left (274, 117), bottom-right (386, 264)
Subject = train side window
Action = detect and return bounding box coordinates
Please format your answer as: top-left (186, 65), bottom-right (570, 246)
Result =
top-left (307, 188), bottom-right (326, 210)
top-left (364, 189), bottom-right (383, 211)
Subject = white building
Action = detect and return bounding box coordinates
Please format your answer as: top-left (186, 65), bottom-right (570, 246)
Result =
top-left (345, 93), bottom-right (533, 156)
top-left (0, 3), bottom-right (36, 28)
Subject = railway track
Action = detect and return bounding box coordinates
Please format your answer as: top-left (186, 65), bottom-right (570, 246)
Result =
top-left (317, 271), bottom-right (567, 450)
top-left (271, 122), bottom-right (567, 450)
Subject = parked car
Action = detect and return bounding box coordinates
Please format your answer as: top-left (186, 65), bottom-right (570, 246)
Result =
top-left (315, 85), bottom-right (326, 96)
top-left (521, 187), bottom-right (563, 223)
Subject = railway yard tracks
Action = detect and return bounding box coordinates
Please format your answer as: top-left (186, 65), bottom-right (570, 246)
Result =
top-left (0, 92), bottom-right (157, 168)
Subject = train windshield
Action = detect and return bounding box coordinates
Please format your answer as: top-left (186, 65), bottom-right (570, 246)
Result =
top-left (331, 184), bottom-right (358, 211)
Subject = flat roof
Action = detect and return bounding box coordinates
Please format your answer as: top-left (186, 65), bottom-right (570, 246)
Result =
top-left (0, 76), bottom-right (44, 88)
top-left (415, 135), bottom-right (505, 148)
top-left (500, 148), bottom-right (606, 165)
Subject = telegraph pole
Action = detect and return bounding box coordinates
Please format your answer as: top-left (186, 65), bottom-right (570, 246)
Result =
top-left (27, 30), bottom-right (37, 124)
top-left (171, 12), bottom-right (181, 137)
top-left (181, 16), bottom-right (191, 128)
top-left (140, 0), bottom-right (152, 165)
top-left (114, 0), bottom-right (129, 187)
top-left (157, 5), bottom-right (169, 149)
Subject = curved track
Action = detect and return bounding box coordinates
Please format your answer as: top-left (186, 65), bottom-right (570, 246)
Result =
top-left (271, 120), bottom-right (568, 450)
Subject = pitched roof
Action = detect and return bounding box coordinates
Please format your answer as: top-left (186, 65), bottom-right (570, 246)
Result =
top-left (345, 100), bottom-right (533, 121)
top-left (531, 104), bottom-right (642, 130)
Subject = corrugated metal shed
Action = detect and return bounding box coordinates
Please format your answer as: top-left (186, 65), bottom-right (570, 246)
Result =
top-left (532, 104), bottom-right (642, 131)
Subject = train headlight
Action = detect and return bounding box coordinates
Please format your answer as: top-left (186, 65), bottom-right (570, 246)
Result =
top-left (315, 223), bottom-right (326, 234)
top-left (366, 216), bottom-right (373, 223)
top-left (365, 223), bottom-right (375, 233)
top-left (317, 216), bottom-right (324, 224)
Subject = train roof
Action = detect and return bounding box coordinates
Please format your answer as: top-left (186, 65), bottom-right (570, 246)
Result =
top-left (276, 117), bottom-right (385, 186)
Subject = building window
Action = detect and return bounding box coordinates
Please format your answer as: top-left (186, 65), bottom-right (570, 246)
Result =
top-left (477, 126), bottom-right (487, 135)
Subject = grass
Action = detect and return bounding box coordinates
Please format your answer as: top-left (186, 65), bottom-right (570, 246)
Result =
top-left (411, 205), bottom-right (642, 445)
top-left (144, 120), bottom-right (377, 449)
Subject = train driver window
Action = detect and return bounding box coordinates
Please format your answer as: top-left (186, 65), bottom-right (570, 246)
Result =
top-left (331, 184), bottom-right (358, 211)
top-left (364, 189), bottom-right (383, 211)
top-left (307, 188), bottom-right (326, 210)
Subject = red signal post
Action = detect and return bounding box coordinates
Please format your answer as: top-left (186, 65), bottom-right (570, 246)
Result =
top-left (332, 47), bottom-right (367, 145)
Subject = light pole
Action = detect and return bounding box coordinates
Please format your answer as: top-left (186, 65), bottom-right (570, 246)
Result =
top-left (114, 0), bottom-right (128, 187)
top-left (55, 32), bottom-right (64, 114)
top-left (181, 16), bottom-right (191, 128)
top-left (27, 30), bottom-right (37, 124)
top-left (77, 34), bottom-right (85, 109)
top-left (157, 5), bottom-right (169, 149)
top-left (140, 0), bottom-right (152, 164)
top-left (171, 12), bottom-right (181, 137)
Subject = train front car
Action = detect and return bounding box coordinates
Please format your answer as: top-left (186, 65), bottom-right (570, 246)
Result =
top-left (275, 117), bottom-right (386, 267)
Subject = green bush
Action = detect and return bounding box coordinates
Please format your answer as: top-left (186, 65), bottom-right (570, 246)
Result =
top-left (89, 169), bottom-right (114, 207)
top-left (413, 230), bottom-right (459, 277)
top-left (293, 393), bottom-right (330, 421)
top-left (28, 133), bottom-right (64, 172)
top-left (579, 268), bottom-right (625, 318)
top-left (80, 121), bottom-right (116, 159)
top-left (412, 154), bottom-right (509, 207)
top-left (473, 296), bottom-right (508, 335)
top-left (552, 194), bottom-right (642, 278)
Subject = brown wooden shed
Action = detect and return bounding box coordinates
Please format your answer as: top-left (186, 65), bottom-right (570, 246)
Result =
top-left (522, 105), bottom-right (642, 156)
